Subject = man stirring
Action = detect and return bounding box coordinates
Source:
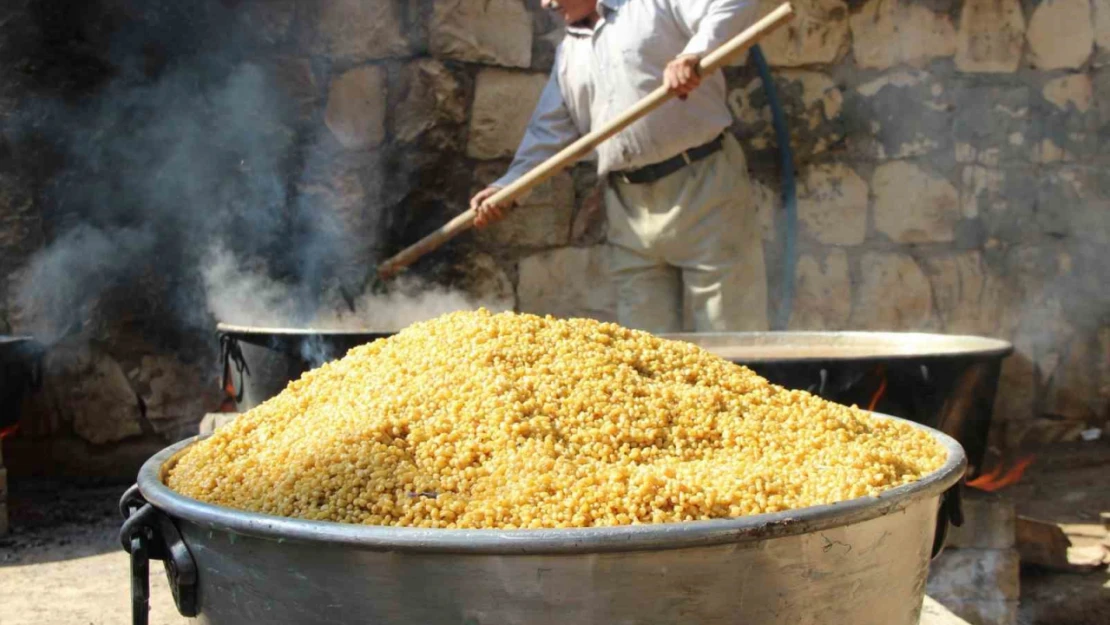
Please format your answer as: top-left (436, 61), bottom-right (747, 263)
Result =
top-left (471, 0), bottom-right (767, 333)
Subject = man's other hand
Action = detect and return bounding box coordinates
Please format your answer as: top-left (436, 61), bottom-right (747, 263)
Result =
top-left (663, 54), bottom-right (702, 100)
top-left (471, 186), bottom-right (510, 229)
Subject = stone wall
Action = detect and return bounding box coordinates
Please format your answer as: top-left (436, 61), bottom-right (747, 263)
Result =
top-left (0, 0), bottom-right (1107, 474)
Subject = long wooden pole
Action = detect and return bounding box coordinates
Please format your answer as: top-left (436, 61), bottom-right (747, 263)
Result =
top-left (377, 2), bottom-right (796, 281)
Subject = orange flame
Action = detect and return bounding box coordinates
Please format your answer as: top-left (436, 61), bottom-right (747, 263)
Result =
top-left (218, 372), bottom-right (238, 413)
top-left (966, 455), bottom-right (1035, 492)
top-left (867, 375), bottom-right (887, 412)
top-left (0, 423), bottom-right (19, 440)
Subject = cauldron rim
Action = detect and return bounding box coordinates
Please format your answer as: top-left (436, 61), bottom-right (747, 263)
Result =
top-left (137, 413), bottom-right (965, 555)
top-left (659, 331), bottom-right (1013, 363)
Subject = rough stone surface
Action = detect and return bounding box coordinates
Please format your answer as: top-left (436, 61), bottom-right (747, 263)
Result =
top-left (1043, 337), bottom-right (1098, 421)
top-left (923, 253), bottom-right (1005, 335)
top-left (1042, 74), bottom-right (1094, 112)
top-left (473, 167), bottom-right (575, 250)
top-left (946, 493), bottom-right (1017, 549)
top-left (44, 343), bottom-right (142, 446)
top-left (921, 595), bottom-right (974, 625)
top-left (430, 0), bottom-right (534, 68)
top-left (1097, 0), bottom-right (1110, 50)
top-left (850, 0), bottom-right (957, 69)
top-left (1027, 0), bottom-right (1094, 70)
top-left (852, 252), bottom-right (936, 330)
top-left (467, 69), bottom-right (548, 159)
top-left (310, 0), bottom-right (410, 62)
top-left (199, 413), bottom-right (238, 436)
top-left (873, 161), bottom-right (960, 244)
top-left (517, 246), bottom-right (616, 322)
top-left (1099, 327), bottom-right (1110, 410)
top-left (796, 163), bottom-right (868, 245)
top-left (393, 60), bottom-right (469, 145)
top-left (758, 0), bottom-right (850, 67)
top-left (927, 548), bottom-right (1021, 603)
top-left (128, 356), bottom-right (212, 439)
top-left (751, 179), bottom-right (779, 243)
top-left (850, 70), bottom-right (951, 160)
top-left (239, 0), bottom-right (296, 46)
top-left (927, 596), bottom-right (1019, 625)
top-left (324, 66), bottom-right (387, 150)
top-left (955, 0), bottom-right (1026, 73)
top-left (452, 252), bottom-right (516, 307)
top-left (789, 250), bottom-right (851, 330)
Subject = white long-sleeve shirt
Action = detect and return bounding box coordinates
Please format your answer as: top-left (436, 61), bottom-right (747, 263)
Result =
top-left (493, 0), bottom-right (757, 189)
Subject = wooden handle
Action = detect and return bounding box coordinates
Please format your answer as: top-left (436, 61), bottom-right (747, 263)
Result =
top-left (377, 2), bottom-right (796, 281)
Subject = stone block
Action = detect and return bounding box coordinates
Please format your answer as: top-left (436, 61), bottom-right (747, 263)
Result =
top-left (955, 0), bottom-right (1026, 73)
top-left (1097, 0), bottom-right (1110, 50)
top-left (758, 0), bottom-right (850, 67)
top-left (796, 163), bottom-right (868, 245)
top-left (472, 167), bottom-right (575, 250)
top-left (850, 0), bottom-right (957, 69)
top-left (923, 253), bottom-right (1006, 336)
top-left (199, 413), bottom-right (238, 436)
top-left (393, 60), bottom-right (468, 145)
top-left (873, 161), bottom-right (960, 243)
top-left (430, 0), bottom-right (533, 68)
top-left (951, 85), bottom-right (1034, 164)
top-left (849, 71), bottom-right (951, 160)
top-left (1043, 75), bottom-right (1094, 113)
top-left (851, 252), bottom-right (936, 331)
top-left (42, 342), bottom-right (143, 446)
top-left (309, 0), bottom-right (410, 62)
top-left (789, 250), bottom-right (851, 330)
top-left (238, 0), bottom-right (296, 46)
top-left (1043, 336), bottom-right (1098, 420)
top-left (921, 595), bottom-right (973, 625)
top-left (926, 597), bottom-right (1018, 625)
top-left (467, 69), bottom-right (548, 160)
top-left (128, 356), bottom-right (212, 438)
top-left (927, 548), bottom-right (1020, 603)
top-left (324, 65), bottom-right (387, 150)
top-left (1027, 0), bottom-right (1094, 70)
top-left (946, 493), bottom-right (1016, 550)
top-left (517, 246), bottom-right (616, 322)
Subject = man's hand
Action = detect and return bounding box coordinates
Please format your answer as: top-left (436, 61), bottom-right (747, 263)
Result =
top-left (470, 186), bottom-right (511, 229)
top-left (663, 54), bottom-right (702, 100)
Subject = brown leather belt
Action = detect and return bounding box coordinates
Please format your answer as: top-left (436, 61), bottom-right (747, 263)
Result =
top-left (610, 133), bottom-right (725, 185)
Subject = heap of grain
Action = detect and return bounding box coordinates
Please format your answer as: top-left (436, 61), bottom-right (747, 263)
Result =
top-left (168, 310), bottom-right (947, 529)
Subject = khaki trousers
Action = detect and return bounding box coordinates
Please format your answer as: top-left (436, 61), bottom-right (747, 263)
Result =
top-left (605, 134), bottom-right (768, 333)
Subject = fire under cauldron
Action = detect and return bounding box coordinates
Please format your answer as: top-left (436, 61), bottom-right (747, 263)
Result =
top-left (0, 336), bottom-right (43, 438)
top-left (217, 323), bottom-right (1011, 478)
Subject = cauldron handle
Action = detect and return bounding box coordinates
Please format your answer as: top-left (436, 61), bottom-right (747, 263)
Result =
top-left (930, 481), bottom-right (964, 559)
top-left (219, 334), bottom-right (250, 404)
top-left (120, 485), bottom-right (199, 623)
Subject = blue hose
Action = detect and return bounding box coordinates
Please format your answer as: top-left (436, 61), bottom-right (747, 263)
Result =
top-left (749, 45), bottom-right (797, 331)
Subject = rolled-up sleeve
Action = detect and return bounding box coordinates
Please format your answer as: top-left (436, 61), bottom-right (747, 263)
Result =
top-left (492, 65), bottom-right (581, 192)
top-left (671, 0), bottom-right (759, 58)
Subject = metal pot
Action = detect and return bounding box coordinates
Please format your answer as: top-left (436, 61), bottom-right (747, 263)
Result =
top-left (216, 324), bottom-right (393, 411)
top-left (120, 414), bottom-right (966, 625)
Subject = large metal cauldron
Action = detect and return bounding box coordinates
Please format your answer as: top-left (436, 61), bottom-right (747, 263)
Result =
top-left (122, 415), bottom-right (965, 625)
top-left (216, 325), bottom-right (1009, 476)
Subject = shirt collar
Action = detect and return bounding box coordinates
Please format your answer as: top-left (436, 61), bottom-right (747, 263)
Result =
top-left (566, 0), bottom-right (624, 37)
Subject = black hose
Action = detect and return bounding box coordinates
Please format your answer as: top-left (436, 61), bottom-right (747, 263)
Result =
top-left (749, 45), bottom-right (797, 331)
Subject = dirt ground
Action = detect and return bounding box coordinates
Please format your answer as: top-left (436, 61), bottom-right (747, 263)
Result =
top-left (0, 479), bottom-right (186, 625)
top-left (1007, 438), bottom-right (1110, 625)
top-left (1, 439), bottom-right (1107, 625)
